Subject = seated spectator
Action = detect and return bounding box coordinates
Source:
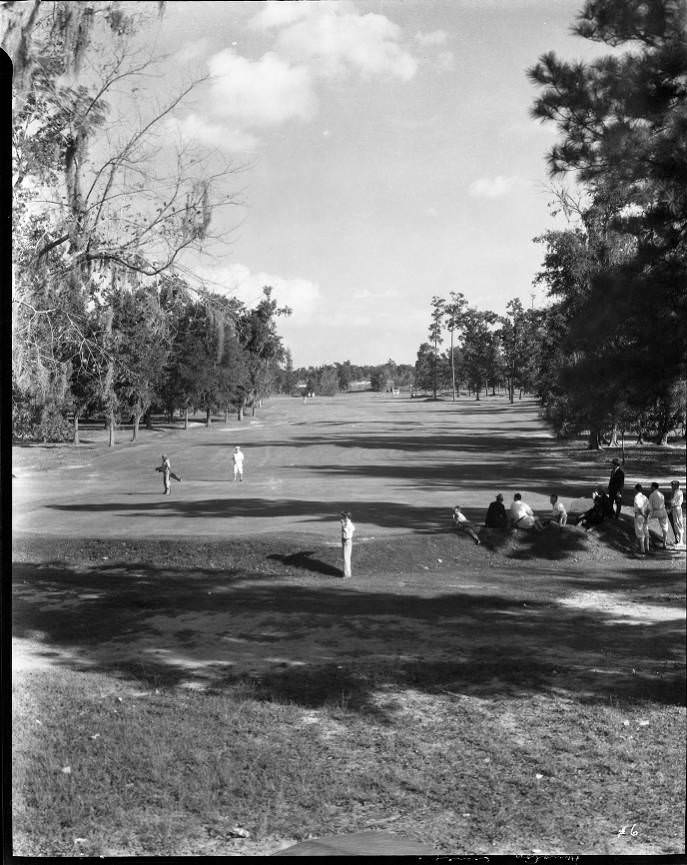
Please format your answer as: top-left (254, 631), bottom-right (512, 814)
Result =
top-left (485, 493), bottom-right (508, 529)
top-left (575, 489), bottom-right (609, 530)
top-left (451, 506), bottom-right (481, 545)
top-left (548, 494), bottom-right (567, 526)
top-left (509, 493), bottom-right (544, 531)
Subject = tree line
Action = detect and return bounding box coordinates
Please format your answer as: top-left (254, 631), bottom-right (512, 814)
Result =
top-left (414, 0), bottom-right (687, 448)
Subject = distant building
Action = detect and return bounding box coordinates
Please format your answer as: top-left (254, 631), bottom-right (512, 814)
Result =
top-left (347, 380), bottom-right (372, 392)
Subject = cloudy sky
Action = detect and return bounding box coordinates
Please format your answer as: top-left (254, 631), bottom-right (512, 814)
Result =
top-left (140, 0), bottom-right (601, 367)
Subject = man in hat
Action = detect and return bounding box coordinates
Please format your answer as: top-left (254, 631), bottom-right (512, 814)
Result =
top-left (340, 512), bottom-right (355, 578)
top-left (608, 457), bottom-right (625, 518)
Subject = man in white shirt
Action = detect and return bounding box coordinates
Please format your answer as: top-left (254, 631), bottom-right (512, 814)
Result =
top-left (669, 480), bottom-right (684, 547)
top-left (340, 512), bottom-right (355, 577)
top-left (232, 446), bottom-right (244, 482)
top-left (509, 493), bottom-right (543, 530)
top-left (633, 483), bottom-right (650, 555)
top-left (549, 494), bottom-right (567, 526)
top-left (648, 482), bottom-right (669, 549)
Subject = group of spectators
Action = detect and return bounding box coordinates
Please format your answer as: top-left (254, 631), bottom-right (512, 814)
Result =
top-left (451, 456), bottom-right (685, 554)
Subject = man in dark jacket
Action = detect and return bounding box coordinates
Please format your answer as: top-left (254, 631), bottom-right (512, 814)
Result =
top-left (608, 457), bottom-right (625, 518)
top-left (485, 493), bottom-right (508, 529)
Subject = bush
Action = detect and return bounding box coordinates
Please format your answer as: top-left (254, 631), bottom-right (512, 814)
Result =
top-left (37, 404), bottom-right (72, 442)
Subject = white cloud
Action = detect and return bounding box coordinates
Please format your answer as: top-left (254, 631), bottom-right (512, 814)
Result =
top-left (250, 1), bottom-right (417, 81)
top-left (207, 49), bottom-right (316, 127)
top-left (437, 50), bottom-right (455, 71)
top-left (167, 114), bottom-right (259, 152)
top-left (195, 263), bottom-right (322, 324)
top-left (468, 175), bottom-right (523, 199)
top-left (415, 29), bottom-right (448, 47)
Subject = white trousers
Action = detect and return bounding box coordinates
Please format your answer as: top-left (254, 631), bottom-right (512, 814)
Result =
top-left (342, 539), bottom-right (352, 577)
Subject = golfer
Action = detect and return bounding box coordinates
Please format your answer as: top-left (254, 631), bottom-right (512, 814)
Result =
top-left (232, 446), bottom-right (244, 482)
top-left (340, 511), bottom-right (355, 578)
top-left (156, 454), bottom-right (181, 495)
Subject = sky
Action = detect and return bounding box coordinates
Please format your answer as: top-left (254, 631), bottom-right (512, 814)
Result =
top-left (128, 0), bottom-right (606, 367)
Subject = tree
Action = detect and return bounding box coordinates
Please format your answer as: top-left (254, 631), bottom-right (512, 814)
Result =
top-left (6, 2), bottom-right (241, 436)
top-left (443, 291), bottom-right (467, 400)
top-left (460, 309), bottom-right (499, 400)
top-left (528, 0), bottom-right (687, 444)
top-left (235, 287), bottom-right (291, 419)
top-left (428, 295), bottom-right (445, 399)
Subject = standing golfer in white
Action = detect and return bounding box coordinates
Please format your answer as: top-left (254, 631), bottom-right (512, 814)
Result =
top-left (232, 446), bottom-right (244, 482)
top-left (340, 512), bottom-right (355, 578)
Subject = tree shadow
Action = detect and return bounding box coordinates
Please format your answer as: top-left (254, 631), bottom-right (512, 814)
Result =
top-left (267, 551), bottom-right (342, 577)
top-left (13, 554), bottom-right (685, 720)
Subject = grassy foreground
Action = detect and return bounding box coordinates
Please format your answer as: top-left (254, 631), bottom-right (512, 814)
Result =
top-left (12, 529), bottom-right (686, 857)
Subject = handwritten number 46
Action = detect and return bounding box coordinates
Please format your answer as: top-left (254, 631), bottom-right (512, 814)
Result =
top-left (618, 824), bottom-right (639, 837)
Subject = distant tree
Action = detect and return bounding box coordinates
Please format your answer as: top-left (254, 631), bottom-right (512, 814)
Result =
top-left (428, 295), bottom-right (445, 399)
top-left (460, 309), bottom-right (499, 400)
top-left (443, 291), bottom-right (467, 400)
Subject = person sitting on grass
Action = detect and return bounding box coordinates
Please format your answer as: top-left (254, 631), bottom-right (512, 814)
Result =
top-left (575, 489), bottom-right (609, 530)
top-left (509, 493), bottom-right (544, 531)
top-left (548, 493), bottom-right (567, 527)
top-left (485, 493), bottom-right (508, 529)
top-left (451, 506), bottom-right (481, 545)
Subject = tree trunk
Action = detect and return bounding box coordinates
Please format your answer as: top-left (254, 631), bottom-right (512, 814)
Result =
top-left (251, 402), bottom-right (256, 417)
top-left (224, 407), bottom-right (229, 424)
top-left (238, 402), bottom-right (244, 422)
top-left (184, 407), bottom-right (189, 430)
top-left (132, 412), bottom-right (140, 442)
top-left (145, 411), bottom-right (153, 430)
top-left (519, 390), bottom-right (523, 400)
top-left (450, 332), bottom-right (456, 401)
top-left (621, 429), bottom-right (625, 464)
top-left (508, 382), bottom-right (514, 404)
top-left (588, 428), bottom-right (602, 450)
top-left (108, 410), bottom-right (115, 447)
top-left (658, 430), bottom-right (669, 446)
top-left (73, 414), bottom-right (80, 446)
top-left (206, 407), bottom-right (212, 427)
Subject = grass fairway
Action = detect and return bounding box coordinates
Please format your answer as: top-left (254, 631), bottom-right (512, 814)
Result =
top-left (12, 394), bottom-right (686, 856)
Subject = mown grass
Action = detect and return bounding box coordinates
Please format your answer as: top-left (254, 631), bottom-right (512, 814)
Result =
top-left (13, 661), bottom-right (685, 856)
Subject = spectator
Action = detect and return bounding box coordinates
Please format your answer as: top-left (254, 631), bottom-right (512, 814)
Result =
top-left (669, 481), bottom-right (684, 547)
top-left (633, 483), bottom-right (650, 555)
top-left (549, 494), bottom-right (567, 526)
top-left (485, 494), bottom-right (508, 529)
top-left (509, 493), bottom-right (544, 531)
top-left (575, 489), bottom-right (609, 530)
top-left (608, 457), bottom-right (625, 518)
top-left (451, 506), bottom-right (481, 545)
top-left (648, 482), bottom-right (670, 549)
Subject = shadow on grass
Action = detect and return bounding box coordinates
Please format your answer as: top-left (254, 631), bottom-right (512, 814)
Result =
top-left (13, 553), bottom-right (685, 718)
top-left (267, 551), bottom-right (342, 577)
